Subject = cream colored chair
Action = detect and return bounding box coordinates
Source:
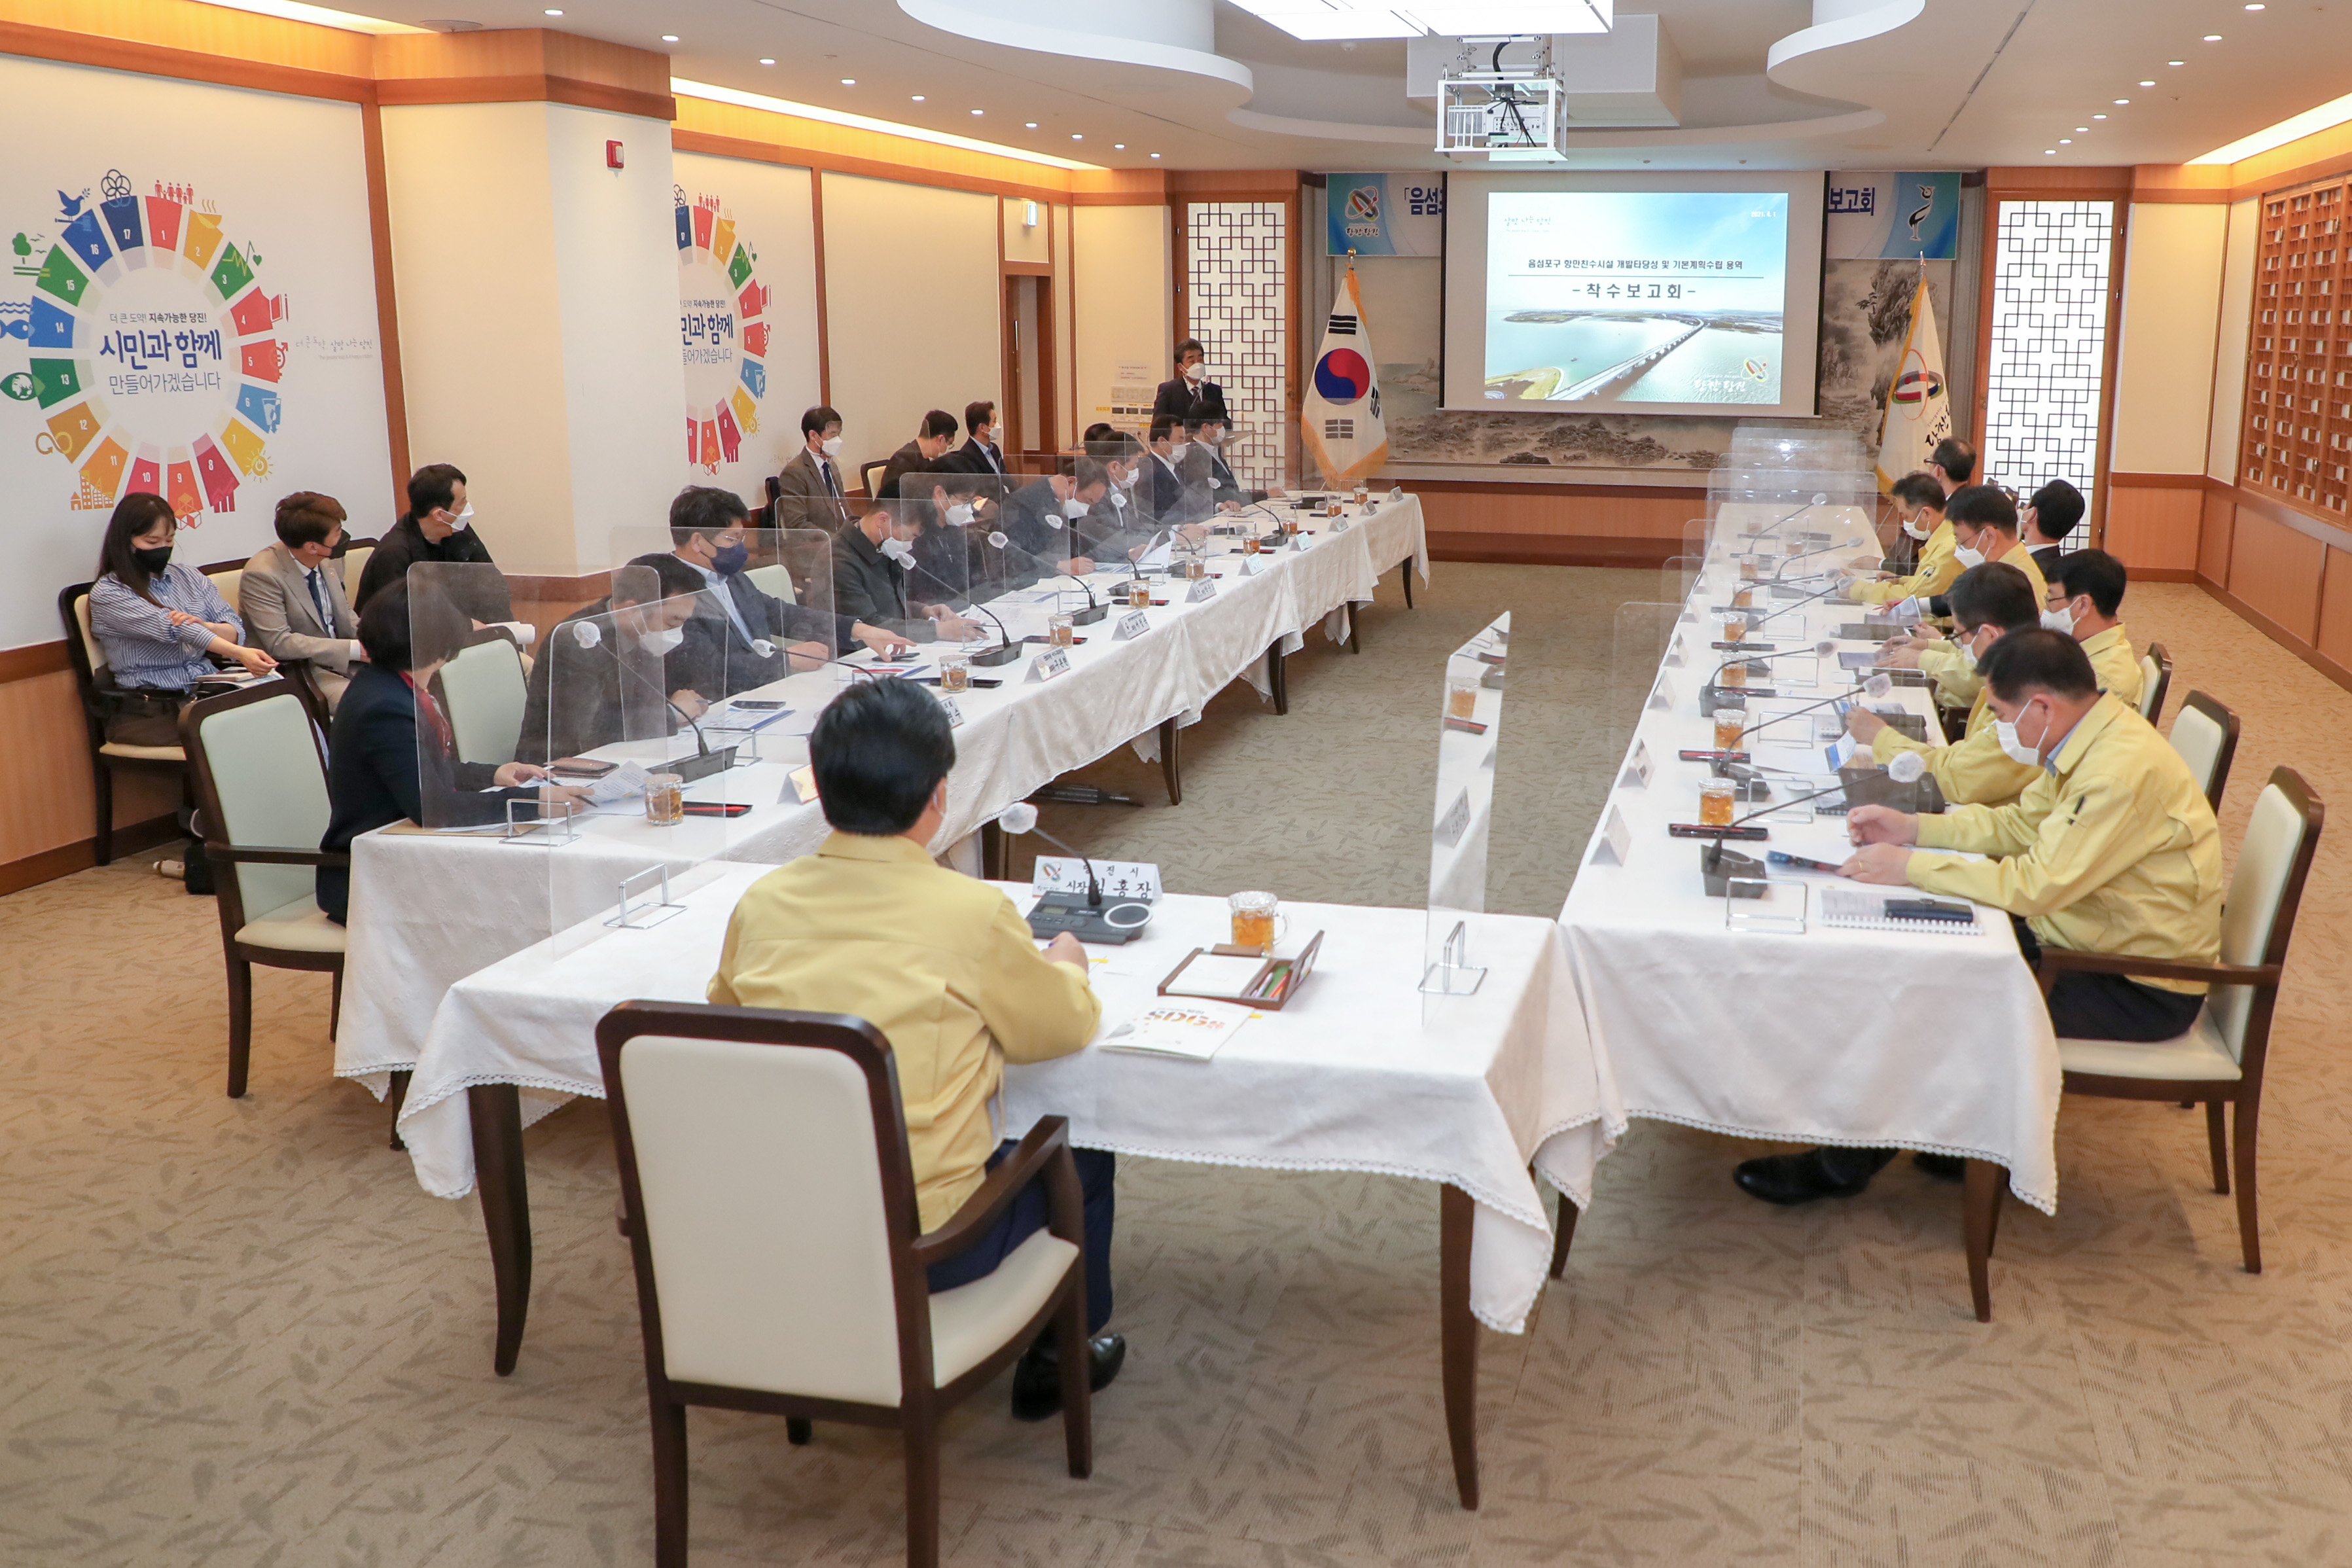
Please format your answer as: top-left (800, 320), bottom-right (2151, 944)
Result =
top-left (2168, 691), bottom-right (2241, 813)
top-left (2045, 767), bottom-right (2323, 1274)
top-left (744, 563), bottom-right (798, 603)
top-left (596, 1001), bottom-right (1094, 1568)
top-left (200, 558), bottom-right (245, 616)
top-left (181, 682), bottom-right (346, 1099)
top-left (439, 632), bottom-right (529, 766)
top-left (2138, 640), bottom-right (2173, 722)
top-left (59, 581), bottom-right (187, 864)
top-left (334, 536), bottom-right (378, 602)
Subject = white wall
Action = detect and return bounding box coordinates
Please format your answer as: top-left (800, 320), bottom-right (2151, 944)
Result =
top-left (0, 56), bottom-right (393, 648)
top-left (821, 174), bottom-right (1001, 480)
top-left (2207, 196), bottom-right (2260, 483)
top-left (671, 150), bottom-right (821, 508)
top-left (1073, 204), bottom-right (1172, 438)
top-left (2111, 202), bottom-right (2228, 475)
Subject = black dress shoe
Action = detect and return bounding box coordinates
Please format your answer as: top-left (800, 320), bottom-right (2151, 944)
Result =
top-left (1913, 1152), bottom-right (1966, 1181)
top-left (1734, 1147), bottom-right (1897, 1205)
top-left (1010, 1333), bottom-right (1126, 1422)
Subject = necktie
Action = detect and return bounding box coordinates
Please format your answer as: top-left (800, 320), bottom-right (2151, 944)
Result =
top-left (306, 567), bottom-right (331, 630)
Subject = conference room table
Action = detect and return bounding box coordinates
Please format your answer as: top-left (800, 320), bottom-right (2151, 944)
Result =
top-left (1558, 512), bottom-right (2061, 1319)
top-left (333, 497), bottom-right (1429, 1097)
top-left (395, 868), bottom-right (1605, 1510)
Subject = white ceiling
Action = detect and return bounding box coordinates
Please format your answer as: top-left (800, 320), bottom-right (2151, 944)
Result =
top-left (345, 0), bottom-right (2352, 171)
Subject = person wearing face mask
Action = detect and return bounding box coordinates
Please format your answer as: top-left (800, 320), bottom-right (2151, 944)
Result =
top-left (1002, 457), bottom-right (1107, 579)
top-left (950, 399), bottom-right (1009, 477)
top-left (2042, 548), bottom-right (2141, 710)
top-left (1152, 338), bottom-right (1228, 425)
top-left (775, 405), bottom-right (856, 532)
top-left (518, 553), bottom-right (714, 765)
top-left (1140, 417), bottom-right (1212, 526)
top-left (1847, 471), bottom-right (1955, 605)
top-left (878, 409), bottom-right (960, 501)
top-left (1734, 628), bottom-right (2222, 1206)
top-left (1181, 416), bottom-right (1286, 510)
top-left (319, 579), bottom-right (581, 923)
top-left (666, 487), bottom-right (905, 696)
top-left (88, 493), bottom-right (277, 744)
top-left (240, 491), bottom-right (366, 711)
top-left (1877, 485), bottom-right (2048, 705)
top-left (355, 463), bottom-right (512, 624)
top-left (834, 498), bottom-right (981, 643)
top-left (1077, 433), bottom-right (1153, 564)
top-left (2022, 479), bottom-right (2083, 576)
top-left (1847, 562), bottom-right (2044, 808)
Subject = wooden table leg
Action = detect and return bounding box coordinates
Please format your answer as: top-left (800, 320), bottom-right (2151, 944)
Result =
top-left (1439, 1184), bottom-right (1480, 1510)
top-left (979, 819), bottom-right (1005, 881)
top-left (388, 1069), bottom-right (412, 1152)
top-left (471, 1082), bottom-right (533, 1375)
top-left (1400, 560), bottom-right (1416, 609)
top-left (1158, 717), bottom-right (1182, 805)
top-left (1962, 1159), bottom-right (2005, 1324)
top-left (1268, 643), bottom-right (1289, 716)
top-left (1345, 601), bottom-right (1363, 652)
top-left (1548, 1192), bottom-right (1578, 1279)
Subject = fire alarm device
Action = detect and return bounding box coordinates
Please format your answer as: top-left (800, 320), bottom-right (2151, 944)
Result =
top-left (606, 139), bottom-right (625, 169)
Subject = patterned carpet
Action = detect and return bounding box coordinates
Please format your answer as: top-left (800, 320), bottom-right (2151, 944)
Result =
top-left (5, 567), bottom-right (2349, 1567)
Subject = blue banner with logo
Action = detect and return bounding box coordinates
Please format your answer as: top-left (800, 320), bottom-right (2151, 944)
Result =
top-left (1826, 172), bottom-right (1961, 260)
top-left (1326, 173), bottom-right (1446, 257)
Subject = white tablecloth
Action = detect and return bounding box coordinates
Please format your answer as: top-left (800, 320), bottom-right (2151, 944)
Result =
top-left (336, 498), bottom-right (1430, 1086)
top-left (1560, 522), bottom-right (2065, 1211)
top-left (397, 872), bottom-right (1603, 1334)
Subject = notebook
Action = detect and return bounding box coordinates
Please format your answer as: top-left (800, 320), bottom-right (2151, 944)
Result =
top-left (1821, 889), bottom-right (1984, 934)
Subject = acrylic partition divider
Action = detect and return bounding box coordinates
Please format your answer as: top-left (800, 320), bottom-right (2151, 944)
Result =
top-left (1422, 611), bottom-right (1510, 1022)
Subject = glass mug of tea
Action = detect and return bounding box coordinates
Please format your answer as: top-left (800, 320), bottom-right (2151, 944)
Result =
top-left (1698, 776), bottom-right (1737, 828)
top-left (1048, 611), bottom-right (1076, 647)
top-left (1446, 681), bottom-right (1479, 720)
top-left (1229, 889), bottom-right (1286, 953)
top-left (938, 652), bottom-right (971, 693)
top-left (1732, 584), bottom-right (1755, 609)
top-left (1718, 661), bottom-right (1747, 689)
top-left (1242, 534), bottom-right (1262, 556)
top-left (1721, 613), bottom-right (1749, 644)
top-left (1713, 706), bottom-right (1745, 751)
top-left (645, 773), bottom-right (686, 826)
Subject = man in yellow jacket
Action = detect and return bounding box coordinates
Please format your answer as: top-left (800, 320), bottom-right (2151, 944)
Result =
top-left (1848, 561), bottom-right (2043, 807)
top-left (2044, 548), bottom-right (2143, 712)
top-left (1736, 629), bottom-right (2222, 1205)
top-left (1849, 470), bottom-right (1957, 605)
top-left (708, 678), bottom-right (1124, 1419)
top-left (1878, 484), bottom-right (2050, 707)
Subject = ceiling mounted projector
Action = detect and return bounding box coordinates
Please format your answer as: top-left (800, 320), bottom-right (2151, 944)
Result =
top-left (1227, 0), bottom-right (1609, 43)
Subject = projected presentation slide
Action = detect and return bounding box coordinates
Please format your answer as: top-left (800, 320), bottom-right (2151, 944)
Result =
top-left (1482, 190), bottom-right (1791, 408)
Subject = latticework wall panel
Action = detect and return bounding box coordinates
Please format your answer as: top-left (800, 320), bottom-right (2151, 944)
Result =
top-left (2241, 179), bottom-right (2351, 517)
top-left (1981, 200), bottom-right (2116, 508)
top-left (1185, 202), bottom-right (1286, 488)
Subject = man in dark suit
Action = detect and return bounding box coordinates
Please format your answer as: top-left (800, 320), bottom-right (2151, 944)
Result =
top-left (1003, 458), bottom-right (1108, 577)
top-left (1181, 415), bottom-right (1285, 511)
top-left (2022, 479), bottom-right (2082, 575)
top-left (1079, 432), bottom-right (1154, 564)
top-left (775, 404), bottom-right (856, 533)
top-left (834, 498), bottom-right (980, 643)
top-left (665, 486), bottom-right (908, 696)
top-left (321, 577), bottom-right (577, 922)
top-left (1151, 338), bottom-right (1228, 426)
top-left (878, 409), bottom-right (959, 500)
top-left (1139, 418), bottom-right (1209, 525)
top-left (517, 554), bottom-right (715, 766)
top-left (950, 399), bottom-right (1010, 478)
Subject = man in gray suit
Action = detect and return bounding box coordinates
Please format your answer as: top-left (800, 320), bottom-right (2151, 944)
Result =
top-left (774, 404), bottom-right (857, 533)
top-left (242, 491), bottom-right (365, 709)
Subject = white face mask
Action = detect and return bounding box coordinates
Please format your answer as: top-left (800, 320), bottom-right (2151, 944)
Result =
top-left (1955, 634), bottom-right (1981, 673)
top-left (639, 626), bottom-right (683, 656)
top-left (2040, 605), bottom-right (2078, 635)
top-left (1901, 511), bottom-right (1933, 541)
top-left (1994, 700), bottom-right (2047, 767)
top-left (443, 503), bottom-right (473, 532)
top-left (1167, 441), bottom-right (1189, 461)
top-left (1953, 542), bottom-right (1984, 569)
top-left (946, 501), bottom-right (975, 527)
top-left (1183, 361), bottom-right (1207, 383)
top-left (1061, 497), bottom-right (1090, 519)
top-left (820, 435), bottom-right (844, 459)
top-left (879, 536), bottom-right (916, 565)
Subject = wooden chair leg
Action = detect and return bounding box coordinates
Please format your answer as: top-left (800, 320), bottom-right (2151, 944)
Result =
top-left (1548, 1192), bottom-right (1578, 1279)
top-left (2205, 1099), bottom-right (2230, 1194)
top-left (329, 965), bottom-right (343, 1042)
top-left (2232, 1094), bottom-right (2262, 1275)
top-left (650, 1397), bottom-right (688, 1568)
top-left (1400, 560), bottom-right (1416, 609)
top-left (225, 957), bottom-right (253, 1098)
top-left (904, 1405), bottom-right (942, 1568)
top-left (94, 760), bottom-right (115, 867)
top-left (1158, 717), bottom-right (1183, 806)
top-left (388, 1069), bottom-right (412, 1152)
top-left (1962, 1160), bottom-right (2005, 1323)
top-left (1345, 601), bottom-right (1363, 652)
top-left (1057, 1277), bottom-right (1092, 1480)
top-left (787, 1417), bottom-right (812, 1445)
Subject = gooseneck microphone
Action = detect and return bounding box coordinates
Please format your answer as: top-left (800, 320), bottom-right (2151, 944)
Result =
top-left (1739, 673), bottom-right (1895, 739)
top-left (997, 802), bottom-right (1100, 907)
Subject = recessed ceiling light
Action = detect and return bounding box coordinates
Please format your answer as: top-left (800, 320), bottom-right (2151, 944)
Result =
top-left (2113, 98), bottom-right (2129, 105)
top-left (841, 77), bottom-right (855, 84)
top-left (2204, 33), bottom-right (2222, 40)
top-left (1025, 121), bottom-right (1037, 128)
top-left (1071, 133), bottom-right (1083, 139)
top-left (971, 108), bottom-right (984, 115)
top-left (2139, 79), bottom-right (2154, 86)
top-left (759, 57), bottom-right (775, 65)
top-left (2059, 138), bottom-right (2072, 144)
top-left (1114, 143), bottom-right (1125, 149)
top-left (2076, 126), bottom-right (2089, 132)
top-left (2167, 60), bottom-right (2184, 65)
top-left (911, 94), bottom-right (925, 101)
top-left (2094, 113), bottom-right (2107, 118)
top-left (1150, 152), bottom-right (1162, 158)
top-left (2044, 149), bottom-right (2057, 155)
top-left (662, 33), bottom-right (679, 41)
top-left (2245, 4), bottom-right (2264, 10)
top-left (543, 5), bottom-right (561, 12)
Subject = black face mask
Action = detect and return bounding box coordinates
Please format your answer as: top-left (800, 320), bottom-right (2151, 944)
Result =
top-left (132, 545), bottom-right (173, 575)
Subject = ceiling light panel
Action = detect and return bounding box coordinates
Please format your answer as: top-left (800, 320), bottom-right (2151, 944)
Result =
top-left (1227, 0), bottom-right (1609, 42)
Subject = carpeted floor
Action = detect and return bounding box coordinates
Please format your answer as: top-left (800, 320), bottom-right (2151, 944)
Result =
top-left (6, 565), bottom-right (2351, 1567)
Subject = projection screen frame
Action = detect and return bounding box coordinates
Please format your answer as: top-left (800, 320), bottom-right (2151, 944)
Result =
top-left (1441, 168), bottom-right (1828, 419)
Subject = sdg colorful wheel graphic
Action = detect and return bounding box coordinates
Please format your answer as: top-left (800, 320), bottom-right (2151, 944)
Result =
top-left (11, 168), bottom-right (285, 518)
top-left (1313, 346), bottom-right (1372, 404)
top-left (677, 189), bottom-right (768, 471)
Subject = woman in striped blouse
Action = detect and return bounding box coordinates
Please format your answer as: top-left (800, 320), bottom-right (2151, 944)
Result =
top-left (88, 493), bottom-right (277, 745)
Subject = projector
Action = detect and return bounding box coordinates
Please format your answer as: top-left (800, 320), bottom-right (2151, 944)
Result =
top-left (1435, 36), bottom-right (1565, 159)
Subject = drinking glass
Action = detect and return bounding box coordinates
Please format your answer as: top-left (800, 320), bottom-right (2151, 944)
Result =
top-left (1229, 890), bottom-right (1285, 953)
top-left (1699, 777), bottom-right (1737, 827)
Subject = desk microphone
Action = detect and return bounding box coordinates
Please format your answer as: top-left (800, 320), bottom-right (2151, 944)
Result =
top-left (1739, 580), bottom-right (1845, 634)
top-left (1055, 571), bottom-right (1109, 624)
top-left (1774, 540), bottom-right (1864, 579)
top-left (1740, 491), bottom-right (1830, 548)
top-left (1707, 638), bottom-right (1837, 685)
top-left (1740, 672), bottom-right (1893, 739)
top-left (997, 801), bottom-right (1099, 906)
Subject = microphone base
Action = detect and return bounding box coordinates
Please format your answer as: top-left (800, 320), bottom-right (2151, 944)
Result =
top-left (1069, 603), bottom-right (1110, 625)
top-left (1699, 842), bottom-right (1768, 897)
top-left (660, 746), bottom-right (739, 783)
top-left (969, 642), bottom-right (1027, 667)
top-left (1025, 895), bottom-right (1152, 944)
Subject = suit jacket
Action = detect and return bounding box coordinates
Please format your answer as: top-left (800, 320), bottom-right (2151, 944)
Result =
top-left (774, 446), bottom-right (856, 532)
top-left (516, 598), bottom-right (689, 764)
top-left (240, 541), bottom-right (361, 709)
top-left (674, 569), bottom-right (857, 697)
top-left (950, 437), bottom-right (1008, 478)
top-left (1140, 451), bottom-right (1203, 524)
top-left (1152, 376), bottom-right (1228, 425)
top-left (832, 525), bottom-right (937, 641)
top-left (354, 512), bottom-right (512, 622)
top-left (877, 440), bottom-right (935, 501)
top-left (319, 662), bottom-right (531, 922)
top-left (1080, 486), bottom-right (1156, 565)
top-left (1183, 445), bottom-right (1266, 510)
top-left (1001, 476), bottom-right (1075, 564)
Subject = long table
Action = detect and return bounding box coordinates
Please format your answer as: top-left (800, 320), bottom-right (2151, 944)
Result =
top-left (398, 869), bottom-right (1604, 1510)
top-left (333, 498), bottom-right (1428, 1093)
top-left (1558, 510), bottom-right (2061, 1319)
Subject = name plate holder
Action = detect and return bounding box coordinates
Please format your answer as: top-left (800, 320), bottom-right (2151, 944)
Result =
top-left (1186, 578), bottom-right (1217, 603)
top-left (1618, 739), bottom-right (1655, 791)
top-left (1588, 804), bottom-right (1635, 866)
top-left (936, 694), bottom-right (964, 728)
top-left (1112, 609), bottom-right (1150, 641)
top-left (1417, 918), bottom-right (1486, 997)
top-left (497, 796), bottom-right (579, 848)
top-left (607, 862), bottom-right (688, 930)
top-left (1025, 647), bottom-right (1073, 683)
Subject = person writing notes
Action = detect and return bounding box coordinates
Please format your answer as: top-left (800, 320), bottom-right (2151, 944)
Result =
top-left (1847, 470), bottom-right (1954, 605)
top-left (708, 678), bottom-right (1124, 1421)
top-left (1736, 630), bottom-right (2222, 1205)
top-left (1845, 561), bottom-right (2043, 808)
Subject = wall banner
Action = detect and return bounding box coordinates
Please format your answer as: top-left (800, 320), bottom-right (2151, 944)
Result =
top-left (1325, 173), bottom-right (1446, 258)
top-left (1826, 171), bottom-right (1963, 260)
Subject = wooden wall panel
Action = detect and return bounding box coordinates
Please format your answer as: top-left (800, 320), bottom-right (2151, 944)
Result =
top-left (0, 668), bottom-right (179, 876)
top-left (2198, 486), bottom-right (2237, 585)
top-left (1410, 485), bottom-right (1705, 567)
top-left (2101, 482), bottom-right (2203, 575)
top-left (2227, 508), bottom-right (2328, 639)
top-left (2317, 546), bottom-right (2352, 671)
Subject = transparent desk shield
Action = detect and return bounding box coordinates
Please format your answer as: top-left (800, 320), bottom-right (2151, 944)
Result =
top-left (1609, 601), bottom-right (1686, 775)
top-left (604, 524), bottom-right (838, 695)
top-left (406, 561), bottom-right (548, 834)
top-left (1422, 612), bottom-right (1509, 1019)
